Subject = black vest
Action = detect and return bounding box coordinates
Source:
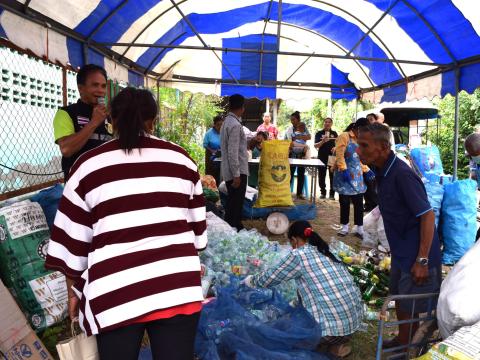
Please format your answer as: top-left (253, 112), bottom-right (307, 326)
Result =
top-left (61, 100), bottom-right (112, 181)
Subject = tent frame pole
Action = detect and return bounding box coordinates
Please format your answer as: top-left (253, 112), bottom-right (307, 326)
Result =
top-left (453, 67), bottom-right (460, 180)
top-left (168, 0), bottom-right (240, 84)
top-left (103, 42), bottom-right (443, 67)
top-left (258, 0), bottom-right (274, 86)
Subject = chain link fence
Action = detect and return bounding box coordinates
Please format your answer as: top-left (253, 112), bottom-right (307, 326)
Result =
top-left (0, 45), bottom-right (68, 196)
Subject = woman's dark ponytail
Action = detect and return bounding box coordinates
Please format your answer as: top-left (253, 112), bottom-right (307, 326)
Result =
top-left (110, 87), bottom-right (158, 153)
top-left (287, 220), bottom-right (340, 263)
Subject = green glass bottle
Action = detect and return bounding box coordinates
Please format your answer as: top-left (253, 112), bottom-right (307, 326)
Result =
top-left (362, 284), bottom-right (376, 302)
top-left (368, 298), bottom-right (384, 307)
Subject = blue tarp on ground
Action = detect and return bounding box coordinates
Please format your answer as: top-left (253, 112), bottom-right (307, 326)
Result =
top-left (220, 193), bottom-right (317, 221)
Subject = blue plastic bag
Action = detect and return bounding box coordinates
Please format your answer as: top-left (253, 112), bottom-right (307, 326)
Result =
top-left (195, 283), bottom-right (329, 360)
top-left (424, 181), bottom-right (444, 227)
top-left (30, 183), bottom-right (63, 229)
top-left (441, 180), bottom-right (477, 264)
top-left (220, 193), bottom-right (317, 221)
top-left (410, 146), bottom-right (443, 177)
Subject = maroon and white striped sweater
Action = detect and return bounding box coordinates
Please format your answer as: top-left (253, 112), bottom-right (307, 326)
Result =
top-left (45, 135), bottom-right (207, 335)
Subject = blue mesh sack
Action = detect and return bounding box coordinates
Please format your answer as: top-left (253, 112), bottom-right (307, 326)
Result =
top-left (195, 282), bottom-right (329, 360)
top-left (410, 146), bottom-right (443, 177)
top-left (441, 180), bottom-right (477, 264)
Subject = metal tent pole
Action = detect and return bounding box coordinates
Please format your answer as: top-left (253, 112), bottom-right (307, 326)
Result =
top-left (453, 67), bottom-right (460, 180)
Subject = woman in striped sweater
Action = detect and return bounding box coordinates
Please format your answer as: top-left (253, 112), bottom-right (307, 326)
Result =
top-left (46, 88), bottom-right (207, 360)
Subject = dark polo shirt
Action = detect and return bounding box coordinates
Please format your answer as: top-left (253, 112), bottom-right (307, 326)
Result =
top-left (374, 151), bottom-right (441, 272)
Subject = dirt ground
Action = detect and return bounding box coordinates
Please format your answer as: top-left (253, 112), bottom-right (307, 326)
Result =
top-left (244, 197), bottom-right (385, 360)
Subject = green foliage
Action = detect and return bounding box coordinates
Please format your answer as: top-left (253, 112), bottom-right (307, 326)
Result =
top-left (426, 89), bottom-right (480, 179)
top-left (307, 99), bottom-right (374, 133)
top-left (274, 98), bottom-right (374, 137)
top-left (151, 87), bottom-right (224, 174)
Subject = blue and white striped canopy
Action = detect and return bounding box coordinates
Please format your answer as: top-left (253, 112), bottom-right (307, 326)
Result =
top-left (1, 0), bottom-right (479, 102)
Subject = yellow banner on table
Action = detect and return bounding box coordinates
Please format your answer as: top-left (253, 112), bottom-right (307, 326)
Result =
top-left (256, 140), bottom-right (294, 208)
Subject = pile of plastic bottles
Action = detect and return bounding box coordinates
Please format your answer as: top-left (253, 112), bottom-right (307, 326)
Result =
top-left (201, 226), bottom-right (297, 303)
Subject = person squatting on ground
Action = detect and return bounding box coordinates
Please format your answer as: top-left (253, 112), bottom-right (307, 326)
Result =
top-left (314, 117), bottom-right (338, 199)
top-left (53, 64), bottom-right (112, 181)
top-left (357, 123), bottom-right (442, 351)
top-left (243, 221), bottom-right (363, 358)
top-left (46, 88), bottom-right (207, 360)
top-left (221, 94), bottom-right (249, 231)
top-left (333, 117), bottom-right (374, 238)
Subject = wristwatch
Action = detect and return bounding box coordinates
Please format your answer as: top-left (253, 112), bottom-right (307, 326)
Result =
top-left (416, 257), bottom-right (429, 266)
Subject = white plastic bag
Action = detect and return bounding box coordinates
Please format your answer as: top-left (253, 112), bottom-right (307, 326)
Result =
top-left (362, 207), bottom-right (390, 251)
top-left (437, 241), bottom-right (480, 339)
top-left (362, 207), bottom-right (381, 248)
top-left (56, 320), bottom-right (98, 360)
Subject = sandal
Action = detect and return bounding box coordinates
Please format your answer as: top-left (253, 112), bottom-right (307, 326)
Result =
top-left (328, 343), bottom-right (352, 358)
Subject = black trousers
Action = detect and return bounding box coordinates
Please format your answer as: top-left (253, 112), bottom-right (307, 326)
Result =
top-left (96, 312), bottom-right (200, 360)
top-left (339, 194), bottom-right (364, 226)
top-left (318, 166), bottom-right (334, 195)
top-left (225, 174), bottom-right (247, 231)
top-left (290, 166), bottom-right (305, 196)
top-left (363, 179), bottom-right (378, 211)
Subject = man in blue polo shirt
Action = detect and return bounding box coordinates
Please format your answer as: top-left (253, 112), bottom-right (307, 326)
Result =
top-left (357, 123), bottom-right (442, 350)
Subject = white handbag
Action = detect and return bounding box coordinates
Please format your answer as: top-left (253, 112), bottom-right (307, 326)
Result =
top-left (56, 320), bottom-right (99, 360)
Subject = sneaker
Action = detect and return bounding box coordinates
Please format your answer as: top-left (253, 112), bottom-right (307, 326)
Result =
top-left (337, 230), bottom-right (348, 237)
top-left (320, 193), bottom-right (326, 199)
top-left (352, 225), bottom-right (364, 239)
top-left (329, 193), bottom-right (335, 200)
top-left (296, 194), bottom-right (306, 200)
top-left (328, 343), bottom-right (352, 358)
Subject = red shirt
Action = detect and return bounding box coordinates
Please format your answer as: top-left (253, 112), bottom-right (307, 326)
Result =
top-left (256, 123), bottom-right (278, 140)
top-left (134, 302), bottom-right (202, 323)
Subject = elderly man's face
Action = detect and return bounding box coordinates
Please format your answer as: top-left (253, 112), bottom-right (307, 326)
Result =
top-left (357, 131), bottom-right (387, 166)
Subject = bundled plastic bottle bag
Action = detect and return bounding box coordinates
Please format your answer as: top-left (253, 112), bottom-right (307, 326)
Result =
top-left (410, 146), bottom-right (443, 178)
top-left (437, 240), bottom-right (480, 339)
top-left (0, 200), bottom-right (68, 330)
top-left (440, 179), bottom-right (477, 265)
top-left (256, 140), bottom-right (294, 208)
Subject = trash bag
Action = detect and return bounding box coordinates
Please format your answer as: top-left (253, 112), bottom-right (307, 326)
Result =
top-left (440, 180), bottom-right (477, 264)
top-left (362, 207), bottom-right (389, 251)
top-left (256, 140), bottom-right (294, 207)
top-left (195, 283), bottom-right (329, 360)
top-left (410, 146), bottom-right (443, 178)
top-left (437, 241), bottom-right (480, 338)
top-left (30, 183), bottom-right (63, 230)
top-left (424, 181), bottom-right (444, 227)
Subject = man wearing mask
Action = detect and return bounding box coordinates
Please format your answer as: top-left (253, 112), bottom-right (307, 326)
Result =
top-left (465, 132), bottom-right (480, 241)
top-left (221, 94), bottom-right (249, 231)
top-left (53, 64), bottom-right (111, 181)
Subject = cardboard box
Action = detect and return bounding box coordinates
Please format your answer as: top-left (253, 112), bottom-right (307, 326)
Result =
top-left (0, 280), bottom-right (53, 360)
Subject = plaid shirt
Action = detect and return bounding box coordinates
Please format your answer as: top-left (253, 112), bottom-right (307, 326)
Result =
top-left (252, 244), bottom-right (363, 337)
